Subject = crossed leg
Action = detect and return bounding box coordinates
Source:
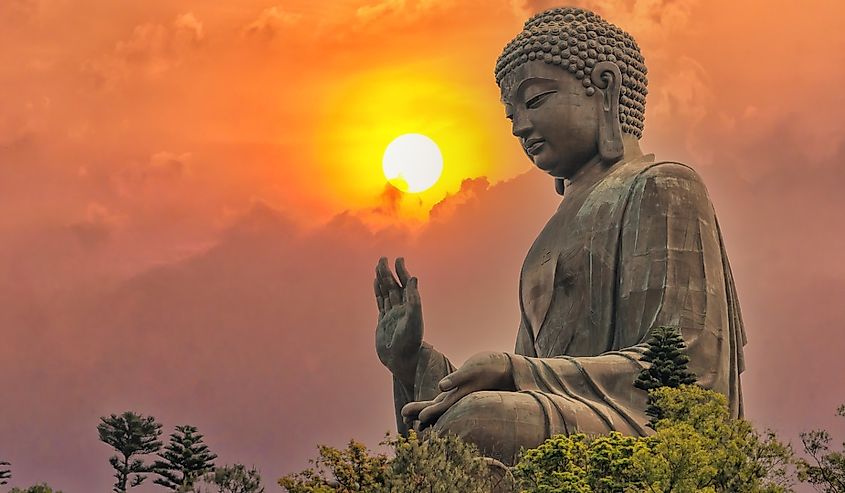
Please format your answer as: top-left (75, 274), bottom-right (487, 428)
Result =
top-left (430, 391), bottom-right (553, 465)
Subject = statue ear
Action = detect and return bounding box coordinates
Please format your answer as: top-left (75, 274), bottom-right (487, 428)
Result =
top-left (590, 61), bottom-right (624, 163)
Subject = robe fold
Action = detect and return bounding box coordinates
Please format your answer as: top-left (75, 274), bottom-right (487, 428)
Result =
top-left (393, 155), bottom-right (746, 443)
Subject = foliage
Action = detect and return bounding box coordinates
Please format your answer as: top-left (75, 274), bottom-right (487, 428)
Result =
top-left (513, 431), bottom-right (645, 492)
top-left (278, 438), bottom-right (389, 492)
top-left (278, 432), bottom-right (496, 493)
top-left (195, 464), bottom-right (265, 493)
top-left (1, 460), bottom-right (10, 485)
top-left (514, 385), bottom-right (794, 493)
top-left (97, 411), bottom-right (163, 493)
top-left (153, 424), bottom-right (218, 491)
top-left (634, 326), bottom-right (698, 427)
top-left (797, 404), bottom-right (845, 492)
top-left (639, 386), bottom-right (794, 493)
top-left (8, 483), bottom-right (63, 493)
top-left (381, 431), bottom-right (496, 493)
top-left (633, 421), bottom-right (716, 493)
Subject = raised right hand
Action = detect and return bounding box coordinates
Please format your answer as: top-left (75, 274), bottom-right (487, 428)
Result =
top-left (374, 257), bottom-right (423, 387)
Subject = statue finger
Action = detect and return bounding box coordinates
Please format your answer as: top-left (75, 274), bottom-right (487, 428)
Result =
top-left (401, 399), bottom-right (435, 422)
top-left (405, 277), bottom-right (420, 305)
top-left (396, 257), bottom-right (411, 286)
top-left (377, 257), bottom-right (401, 291)
top-left (377, 258), bottom-right (402, 306)
top-left (375, 268), bottom-right (394, 311)
top-left (418, 390), bottom-right (462, 428)
top-left (438, 366), bottom-right (472, 392)
top-left (388, 285), bottom-right (401, 307)
top-left (375, 260), bottom-right (388, 294)
top-left (374, 278), bottom-right (385, 315)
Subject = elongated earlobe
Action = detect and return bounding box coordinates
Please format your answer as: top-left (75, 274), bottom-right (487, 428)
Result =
top-left (554, 177), bottom-right (565, 196)
top-left (590, 61), bottom-right (624, 163)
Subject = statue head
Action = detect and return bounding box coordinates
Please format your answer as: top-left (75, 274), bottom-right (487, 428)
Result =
top-left (496, 7), bottom-right (648, 186)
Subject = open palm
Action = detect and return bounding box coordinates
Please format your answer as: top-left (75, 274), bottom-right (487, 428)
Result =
top-left (374, 257), bottom-right (423, 387)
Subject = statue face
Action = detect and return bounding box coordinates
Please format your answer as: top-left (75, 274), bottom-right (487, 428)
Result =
top-left (500, 60), bottom-right (602, 179)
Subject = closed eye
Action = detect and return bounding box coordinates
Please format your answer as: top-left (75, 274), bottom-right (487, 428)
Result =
top-left (526, 90), bottom-right (556, 109)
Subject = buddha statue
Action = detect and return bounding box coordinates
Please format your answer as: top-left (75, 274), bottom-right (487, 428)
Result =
top-left (373, 6), bottom-right (746, 465)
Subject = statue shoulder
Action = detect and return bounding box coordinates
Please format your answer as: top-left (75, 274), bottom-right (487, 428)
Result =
top-left (606, 157), bottom-right (701, 184)
top-left (639, 160), bottom-right (703, 183)
top-left (590, 158), bottom-right (711, 213)
top-left (631, 160), bottom-right (714, 211)
top-left (615, 159), bottom-right (709, 194)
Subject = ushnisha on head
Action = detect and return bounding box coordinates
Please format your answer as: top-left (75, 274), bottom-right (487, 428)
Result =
top-left (496, 7), bottom-right (648, 139)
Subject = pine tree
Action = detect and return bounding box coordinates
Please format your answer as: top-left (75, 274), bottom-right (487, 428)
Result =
top-left (634, 325), bottom-right (697, 426)
top-left (9, 484), bottom-right (64, 493)
top-left (0, 460), bottom-right (10, 485)
top-left (153, 425), bottom-right (218, 491)
top-left (199, 464), bottom-right (264, 493)
top-left (97, 411), bottom-right (163, 493)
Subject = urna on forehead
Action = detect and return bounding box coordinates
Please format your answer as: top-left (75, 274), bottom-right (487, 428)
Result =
top-left (495, 6), bottom-right (649, 139)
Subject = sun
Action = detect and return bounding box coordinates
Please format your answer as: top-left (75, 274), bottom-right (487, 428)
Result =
top-left (382, 133), bottom-right (444, 193)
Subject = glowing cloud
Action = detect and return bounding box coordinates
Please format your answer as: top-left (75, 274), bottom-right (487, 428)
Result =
top-left (382, 133), bottom-right (443, 193)
top-left (312, 62), bottom-right (496, 220)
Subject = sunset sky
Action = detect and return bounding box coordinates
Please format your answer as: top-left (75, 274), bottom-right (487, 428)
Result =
top-left (2, 0), bottom-right (845, 491)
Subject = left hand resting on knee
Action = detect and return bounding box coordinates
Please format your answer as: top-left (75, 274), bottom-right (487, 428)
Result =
top-left (400, 351), bottom-right (516, 429)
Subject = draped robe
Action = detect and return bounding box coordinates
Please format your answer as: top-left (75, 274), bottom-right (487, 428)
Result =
top-left (391, 155), bottom-right (746, 462)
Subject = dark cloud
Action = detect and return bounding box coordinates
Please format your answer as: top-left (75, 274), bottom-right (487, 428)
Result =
top-left (428, 176), bottom-right (490, 220)
top-left (0, 169), bottom-right (556, 492)
top-left (3, 130), bottom-right (844, 492)
top-left (372, 183), bottom-right (404, 217)
top-left (68, 203), bottom-right (122, 248)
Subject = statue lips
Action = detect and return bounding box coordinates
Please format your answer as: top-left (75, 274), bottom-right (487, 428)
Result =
top-left (524, 138), bottom-right (545, 156)
top-left (525, 137), bottom-right (559, 173)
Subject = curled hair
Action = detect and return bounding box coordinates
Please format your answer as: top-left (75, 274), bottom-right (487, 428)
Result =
top-left (495, 7), bottom-right (648, 138)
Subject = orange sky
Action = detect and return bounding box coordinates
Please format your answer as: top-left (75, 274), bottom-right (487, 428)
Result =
top-left (2, 1), bottom-right (845, 491)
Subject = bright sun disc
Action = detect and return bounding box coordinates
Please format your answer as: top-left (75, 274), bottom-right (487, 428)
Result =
top-left (382, 133), bottom-right (444, 193)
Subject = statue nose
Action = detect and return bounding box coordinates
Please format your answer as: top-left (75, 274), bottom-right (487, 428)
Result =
top-left (511, 114), bottom-right (532, 138)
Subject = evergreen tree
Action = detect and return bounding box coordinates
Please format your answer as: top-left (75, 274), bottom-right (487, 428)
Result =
top-left (637, 385), bottom-right (795, 493)
top-left (9, 483), bottom-right (64, 493)
top-left (97, 411), bottom-right (163, 493)
top-left (153, 425), bottom-right (218, 491)
top-left (634, 325), bottom-right (697, 426)
top-left (1, 460), bottom-right (10, 485)
top-left (515, 386), bottom-right (795, 493)
top-left (513, 432), bottom-right (646, 492)
top-left (198, 464), bottom-right (264, 493)
top-left (381, 431), bottom-right (498, 493)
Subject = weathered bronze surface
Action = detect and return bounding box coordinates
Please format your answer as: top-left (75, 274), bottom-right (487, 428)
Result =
top-left (373, 6), bottom-right (746, 465)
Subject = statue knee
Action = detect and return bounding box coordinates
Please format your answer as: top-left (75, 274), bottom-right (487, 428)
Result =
top-left (433, 391), bottom-right (506, 436)
top-left (431, 391), bottom-right (524, 464)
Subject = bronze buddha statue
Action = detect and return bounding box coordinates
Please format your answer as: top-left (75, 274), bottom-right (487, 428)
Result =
top-left (373, 6), bottom-right (745, 465)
